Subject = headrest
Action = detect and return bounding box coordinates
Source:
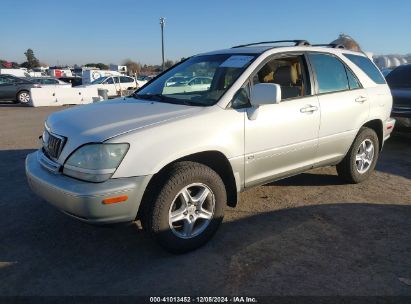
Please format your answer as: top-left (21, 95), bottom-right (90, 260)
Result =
top-left (273, 65), bottom-right (298, 86)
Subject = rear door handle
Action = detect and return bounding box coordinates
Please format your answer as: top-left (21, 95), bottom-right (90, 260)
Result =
top-left (355, 96), bottom-right (367, 103)
top-left (300, 105), bottom-right (318, 113)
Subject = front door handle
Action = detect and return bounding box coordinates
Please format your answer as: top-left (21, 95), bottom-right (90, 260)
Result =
top-left (355, 96), bottom-right (367, 103)
top-left (300, 105), bottom-right (318, 113)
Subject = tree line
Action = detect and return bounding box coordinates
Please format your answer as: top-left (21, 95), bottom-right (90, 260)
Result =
top-left (1, 48), bottom-right (178, 75)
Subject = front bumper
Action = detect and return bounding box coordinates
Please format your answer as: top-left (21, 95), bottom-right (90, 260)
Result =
top-left (25, 150), bottom-right (151, 224)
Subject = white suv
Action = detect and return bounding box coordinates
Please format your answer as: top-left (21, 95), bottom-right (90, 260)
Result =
top-left (26, 40), bottom-right (395, 253)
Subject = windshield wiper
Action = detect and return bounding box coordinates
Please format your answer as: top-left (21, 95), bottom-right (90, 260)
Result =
top-left (133, 93), bottom-right (200, 106)
top-left (133, 93), bottom-right (165, 101)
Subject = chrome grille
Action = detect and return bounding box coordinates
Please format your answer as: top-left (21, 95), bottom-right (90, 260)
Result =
top-left (42, 129), bottom-right (65, 159)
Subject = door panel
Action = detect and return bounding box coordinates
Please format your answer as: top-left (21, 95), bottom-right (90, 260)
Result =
top-left (316, 89), bottom-right (369, 165)
top-left (0, 83), bottom-right (17, 100)
top-left (244, 95), bottom-right (320, 187)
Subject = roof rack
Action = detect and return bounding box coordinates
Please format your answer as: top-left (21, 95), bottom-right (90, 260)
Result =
top-left (311, 43), bottom-right (346, 49)
top-left (232, 40), bottom-right (311, 48)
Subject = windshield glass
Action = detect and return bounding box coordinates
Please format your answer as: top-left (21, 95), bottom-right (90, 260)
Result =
top-left (134, 54), bottom-right (256, 106)
top-left (91, 77), bottom-right (107, 84)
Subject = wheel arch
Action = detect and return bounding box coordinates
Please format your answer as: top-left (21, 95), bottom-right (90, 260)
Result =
top-left (137, 150), bottom-right (239, 220)
top-left (362, 119), bottom-right (383, 151)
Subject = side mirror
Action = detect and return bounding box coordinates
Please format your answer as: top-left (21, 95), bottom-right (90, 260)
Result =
top-left (250, 83), bottom-right (281, 106)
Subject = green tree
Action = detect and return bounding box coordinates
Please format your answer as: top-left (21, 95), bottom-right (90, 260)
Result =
top-left (23, 49), bottom-right (40, 69)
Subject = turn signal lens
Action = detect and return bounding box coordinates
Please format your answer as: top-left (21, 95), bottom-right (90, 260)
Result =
top-left (102, 195), bottom-right (128, 204)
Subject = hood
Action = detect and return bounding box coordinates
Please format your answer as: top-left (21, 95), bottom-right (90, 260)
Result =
top-left (46, 98), bottom-right (202, 143)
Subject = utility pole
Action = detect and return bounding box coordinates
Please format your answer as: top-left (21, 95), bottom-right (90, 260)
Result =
top-left (160, 17), bottom-right (165, 71)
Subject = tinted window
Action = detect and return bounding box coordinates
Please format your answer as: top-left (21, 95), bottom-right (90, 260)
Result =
top-left (120, 76), bottom-right (133, 83)
top-left (346, 68), bottom-right (361, 89)
top-left (0, 75), bottom-right (14, 85)
top-left (105, 78), bottom-right (114, 84)
top-left (309, 53), bottom-right (349, 93)
top-left (386, 65), bottom-right (411, 88)
top-left (344, 54), bottom-right (386, 84)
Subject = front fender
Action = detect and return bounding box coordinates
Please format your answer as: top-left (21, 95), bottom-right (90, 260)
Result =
top-left (109, 107), bottom-right (245, 178)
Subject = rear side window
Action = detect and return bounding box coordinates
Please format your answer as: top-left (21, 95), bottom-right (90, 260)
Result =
top-left (309, 53), bottom-right (349, 94)
top-left (343, 54), bottom-right (386, 84)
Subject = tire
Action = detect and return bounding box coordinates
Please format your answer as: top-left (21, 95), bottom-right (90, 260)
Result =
top-left (336, 127), bottom-right (379, 183)
top-left (17, 90), bottom-right (31, 104)
top-left (142, 161), bottom-right (226, 253)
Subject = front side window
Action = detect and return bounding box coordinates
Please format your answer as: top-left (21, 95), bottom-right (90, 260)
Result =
top-left (309, 53), bottom-right (349, 94)
top-left (135, 54), bottom-right (256, 106)
top-left (343, 53), bottom-right (386, 85)
top-left (120, 76), bottom-right (133, 83)
top-left (91, 77), bottom-right (106, 84)
top-left (105, 78), bottom-right (114, 84)
top-left (252, 54), bottom-right (310, 100)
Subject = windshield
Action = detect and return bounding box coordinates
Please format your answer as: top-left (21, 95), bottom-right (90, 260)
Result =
top-left (134, 54), bottom-right (256, 106)
top-left (91, 77), bottom-right (107, 84)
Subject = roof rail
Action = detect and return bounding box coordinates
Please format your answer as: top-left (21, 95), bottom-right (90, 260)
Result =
top-left (312, 43), bottom-right (346, 49)
top-left (232, 40), bottom-right (311, 48)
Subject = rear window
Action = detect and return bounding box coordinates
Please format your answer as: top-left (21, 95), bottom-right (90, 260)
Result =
top-left (343, 54), bottom-right (386, 84)
top-left (385, 65), bottom-right (411, 89)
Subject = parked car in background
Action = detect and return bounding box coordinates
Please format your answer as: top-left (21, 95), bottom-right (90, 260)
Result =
top-left (82, 69), bottom-right (122, 85)
top-left (0, 74), bottom-right (39, 103)
top-left (82, 75), bottom-right (137, 98)
top-left (30, 77), bottom-right (72, 88)
top-left (386, 64), bottom-right (411, 130)
top-left (26, 41), bottom-right (395, 253)
top-left (163, 76), bottom-right (212, 94)
top-left (58, 76), bottom-right (82, 87)
top-left (165, 76), bottom-right (192, 86)
top-left (136, 75), bottom-right (154, 88)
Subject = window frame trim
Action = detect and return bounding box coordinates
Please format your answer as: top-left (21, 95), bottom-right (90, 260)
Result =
top-left (306, 51), bottom-right (364, 96)
top-left (247, 51), bottom-right (315, 103)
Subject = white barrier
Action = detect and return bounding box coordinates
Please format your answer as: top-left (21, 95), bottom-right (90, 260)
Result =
top-left (29, 87), bottom-right (101, 107)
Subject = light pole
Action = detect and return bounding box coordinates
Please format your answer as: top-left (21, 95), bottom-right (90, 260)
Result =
top-left (160, 17), bottom-right (165, 71)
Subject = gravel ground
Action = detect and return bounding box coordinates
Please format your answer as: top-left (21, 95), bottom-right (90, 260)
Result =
top-left (0, 104), bottom-right (410, 297)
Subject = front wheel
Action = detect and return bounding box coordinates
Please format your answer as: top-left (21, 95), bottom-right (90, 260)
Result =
top-left (142, 161), bottom-right (226, 253)
top-left (337, 127), bottom-right (379, 183)
top-left (17, 90), bottom-right (31, 104)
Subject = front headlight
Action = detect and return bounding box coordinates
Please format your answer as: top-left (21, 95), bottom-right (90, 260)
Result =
top-left (63, 143), bottom-right (129, 182)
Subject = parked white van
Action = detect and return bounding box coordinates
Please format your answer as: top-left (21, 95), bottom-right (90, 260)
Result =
top-left (0, 68), bottom-right (30, 78)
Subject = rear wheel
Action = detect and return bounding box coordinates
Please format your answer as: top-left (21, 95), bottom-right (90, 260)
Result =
top-left (337, 127), bottom-right (379, 183)
top-left (142, 161), bottom-right (226, 253)
top-left (17, 90), bottom-right (30, 104)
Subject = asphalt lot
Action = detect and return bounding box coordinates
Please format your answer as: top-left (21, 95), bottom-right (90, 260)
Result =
top-left (0, 104), bottom-right (410, 296)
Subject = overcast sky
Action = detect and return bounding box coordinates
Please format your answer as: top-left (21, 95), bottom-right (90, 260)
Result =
top-left (1, 0), bottom-right (410, 66)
